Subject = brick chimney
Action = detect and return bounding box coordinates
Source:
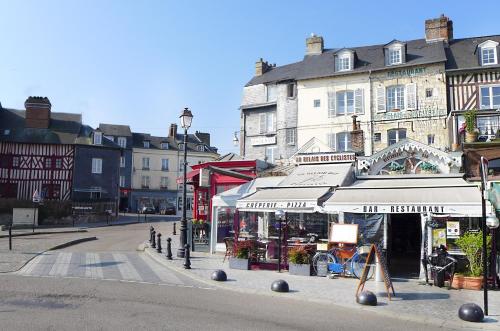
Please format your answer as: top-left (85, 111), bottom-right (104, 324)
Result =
top-left (425, 15), bottom-right (453, 43)
top-left (306, 34), bottom-right (324, 55)
top-left (169, 123), bottom-right (177, 138)
top-left (25, 96), bottom-right (51, 129)
top-left (255, 58), bottom-right (270, 76)
top-left (350, 115), bottom-right (364, 155)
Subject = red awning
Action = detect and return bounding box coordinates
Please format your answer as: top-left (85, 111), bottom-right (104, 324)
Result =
top-left (177, 169), bottom-right (200, 184)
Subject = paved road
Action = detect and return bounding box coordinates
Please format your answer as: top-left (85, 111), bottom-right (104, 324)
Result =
top-left (0, 223), bottom-right (470, 331)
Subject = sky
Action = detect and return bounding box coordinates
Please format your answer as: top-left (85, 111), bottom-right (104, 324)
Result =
top-left (1, 0), bottom-right (499, 154)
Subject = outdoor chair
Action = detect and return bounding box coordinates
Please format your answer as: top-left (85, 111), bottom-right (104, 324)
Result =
top-left (223, 237), bottom-right (234, 263)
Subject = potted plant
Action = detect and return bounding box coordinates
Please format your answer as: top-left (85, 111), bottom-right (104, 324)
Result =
top-left (388, 162), bottom-right (405, 175)
top-left (288, 246), bottom-right (312, 276)
top-left (452, 231), bottom-right (491, 290)
top-left (464, 110), bottom-right (478, 143)
top-left (229, 240), bottom-right (252, 270)
top-left (419, 162), bottom-right (438, 174)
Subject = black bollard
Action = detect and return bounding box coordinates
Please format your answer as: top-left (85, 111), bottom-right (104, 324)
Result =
top-left (166, 237), bottom-right (173, 260)
top-left (138, 212), bottom-right (140, 223)
top-left (144, 213), bottom-right (147, 223)
top-left (184, 244), bottom-right (191, 269)
top-left (173, 222), bottom-right (176, 235)
top-left (151, 230), bottom-right (156, 248)
top-left (156, 233), bottom-right (162, 253)
top-left (149, 226), bottom-right (154, 244)
top-left (8, 225), bottom-right (12, 251)
top-left (191, 228), bottom-right (196, 252)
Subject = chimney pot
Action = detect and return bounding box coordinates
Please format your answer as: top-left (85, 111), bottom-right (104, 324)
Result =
top-left (306, 34), bottom-right (324, 55)
top-left (425, 15), bottom-right (453, 43)
top-left (169, 123), bottom-right (178, 138)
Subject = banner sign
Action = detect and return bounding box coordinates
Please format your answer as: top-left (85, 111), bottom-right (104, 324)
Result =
top-left (236, 200), bottom-right (316, 211)
top-left (294, 152), bottom-right (355, 165)
top-left (251, 136), bottom-right (276, 146)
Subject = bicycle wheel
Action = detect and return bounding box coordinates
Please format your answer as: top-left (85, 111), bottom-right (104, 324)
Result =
top-left (351, 253), bottom-right (375, 280)
top-left (312, 252), bottom-right (336, 275)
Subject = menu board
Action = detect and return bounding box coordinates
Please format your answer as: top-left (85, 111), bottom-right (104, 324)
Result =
top-left (329, 224), bottom-right (358, 244)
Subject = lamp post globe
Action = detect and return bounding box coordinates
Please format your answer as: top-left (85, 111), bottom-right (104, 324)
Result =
top-left (486, 213), bottom-right (499, 290)
top-left (486, 214), bottom-right (499, 229)
top-left (275, 209), bottom-right (285, 221)
top-left (177, 107), bottom-right (193, 258)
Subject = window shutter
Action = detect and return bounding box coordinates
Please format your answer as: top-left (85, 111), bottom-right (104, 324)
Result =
top-left (259, 113), bottom-right (266, 134)
top-left (406, 83), bottom-right (417, 110)
top-left (376, 86), bottom-right (386, 113)
top-left (354, 88), bottom-right (364, 114)
top-left (328, 92), bottom-right (336, 117)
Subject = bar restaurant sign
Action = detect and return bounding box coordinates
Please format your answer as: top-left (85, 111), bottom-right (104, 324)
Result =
top-left (294, 152), bottom-right (355, 165)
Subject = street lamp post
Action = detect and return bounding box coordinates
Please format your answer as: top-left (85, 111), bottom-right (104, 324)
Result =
top-left (486, 214), bottom-right (499, 289)
top-left (275, 209), bottom-right (286, 273)
top-left (177, 107), bottom-right (193, 258)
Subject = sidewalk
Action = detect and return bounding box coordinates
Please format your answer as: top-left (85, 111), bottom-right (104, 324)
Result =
top-left (145, 233), bottom-right (500, 331)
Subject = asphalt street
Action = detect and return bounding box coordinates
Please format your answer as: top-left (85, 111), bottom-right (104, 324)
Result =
top-left (0, 223), bottom-right (470, 331)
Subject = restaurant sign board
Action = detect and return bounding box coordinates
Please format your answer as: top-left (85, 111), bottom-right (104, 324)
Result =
top-left (294, 152), bottom-right (355, 165)
top-left (236, 200), bottom-right (316, 211)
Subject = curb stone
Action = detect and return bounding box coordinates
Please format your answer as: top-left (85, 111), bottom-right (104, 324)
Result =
top-left (143, 246), bottom-right (498, 331)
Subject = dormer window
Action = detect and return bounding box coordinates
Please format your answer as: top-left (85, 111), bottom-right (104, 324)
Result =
top-left (143, 140), bottom-right (150, 148)
top-left (337, 56), bottom-right (350, 71)
top-left (478, 40), bottom-right (498, 66)
top-left (388, 48), bottom-right (402, 65)
top-left (93, 131), bottom-right (102, 145)
top-left (161, 142), bottom-right (169, 149)
top-left (335, 50), bottom-right (354, 72)
top-left (197, 145), bottom-right (204, 152)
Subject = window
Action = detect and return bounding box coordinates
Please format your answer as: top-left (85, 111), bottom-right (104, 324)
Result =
top-left (313, 99), bottom-right (321, 108)
top-left (119, 175), bottom-right (125, 187)
top-left (266, 84), bottom-right (277, 102)
top-left (117, 137), bottom-right (127, 148)
top-left (161, 159), bottom-right (169, 171)
top-left (178, 143), bottom-right (184, 150)
top-left (12, 157), bottom-right (19, 168)
top-left (287, 83), bottom-right (296, 98)
top-left (336, 132), bottom-right (352, 152)
top-left (386, 85), bottom-right (405, 111)
top-left (120, 156), bottom-right (125, 168)
top-left (92, 158), bottom-right (102, 174)
top-left (104, 135), bottom-right (114, 142)
top-left (336, 55), bottom-right (351, 71)
top-left (482, 47), bottom-right (497, 65)
top-left (55, 158), bottom-right (62, 169)
top-left (197, 145), bottom-right (204, 152)
top-left (45, 158), bottom-right (52, 169)
top-left (336, 90), bottom-right (355, 115)
top-left (373, 133), bottom-right (382, 142)
top-left (161, 142), bottom-right (169, 149)
top-left (93, 132), bottom-right (102, 145)
top-left (42, 184), bottom-right (61, 200)
top-left (259, 112), bottom-right (275, 134)
top-left (425, 88), bottom-right (433, 98)
top-left (141, 176), bottom-right (150, 188)
top-left (143, 140), bottom-right (150, 148)
top-left (160, 177), bottom-right (168, 188)
top-left (90, 189), bottom-right (101, 200)
top-left (286, 128), bottom-right (296, 145)
top-left (327, 133), bottom-right (336, 150)
top-left (427, 134), bottom-right (435, 145)
top-left (480, 86), bottom-right (500, 109)
top-left (265, 146), bottom-right (278, 164)
top-left (3, 129), bottom-right (10, 135)
top-left (142, 157), bottom-right (150, 170)
top-left (388, 48), bottom-right (402, 65)
top-left (387, 128), bottom-right (406, 146)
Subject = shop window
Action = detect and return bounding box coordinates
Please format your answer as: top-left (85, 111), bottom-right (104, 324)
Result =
top-left (489, 158), bottom-right (500, 175)
top-left (387, 128), bottom-right (406, 146)
top-left (41, 184), bottom-right (61, 200)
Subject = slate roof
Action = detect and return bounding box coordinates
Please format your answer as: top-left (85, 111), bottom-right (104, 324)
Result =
top-left (0, 107), bottom-right (119, 149)
top-left (445, 35), bottom-right (500, 71)
top-left (132, 132), bottom-right (218, 154)
top-left (246, 38), bottom-right (447, 86)
top-left (98, 123), bottom-right (132, 137)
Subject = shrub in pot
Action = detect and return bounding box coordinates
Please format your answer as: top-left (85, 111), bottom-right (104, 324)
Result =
top-left (452, 231), bottom-right (491, 290)
top-left (288, 246), bottom-right (312, 276)
top-left (464, 110), bottom-right (478, 143)
top-left (229, 240), bottom-right (252, 270)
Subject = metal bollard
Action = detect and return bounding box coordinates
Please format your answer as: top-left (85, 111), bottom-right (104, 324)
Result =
top-left (183, 244), bottom-right (191, 269)
top-left (149, 226), bottom-right (154, 244)
top-left (156, 233), bottom-right (162, 253)
top-left (144, 213), bottom-right (147, 222)
top-left (151, 230), bottom-right (156, 248)
top-left (173, 222), bottom-right (176, 235)
top-left (191, 228), bottom-right (196, 252)
top-left (8, 225), bottom-right (12, 251)
top-left (166, 237), bottom-right (173, 260)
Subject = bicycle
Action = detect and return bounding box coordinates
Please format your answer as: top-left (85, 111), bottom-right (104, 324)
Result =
top-left (312, 245), bottom-right (374, 280)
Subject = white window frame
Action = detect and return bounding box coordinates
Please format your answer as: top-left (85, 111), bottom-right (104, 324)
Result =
top-left (327, 133), bottom-right (336, 151)
top-left (286, 128), bottom-right (296, 145)
top-left (161, 158), bottom-right (169, 171)
top-left (197, 145), bottom-right (204, 152)
top-left (259, 112), bottom-right (276, 134)
top-left (143, 140), bottom-right (150, 148)
top-left (160, 142), bottom-right (169, 149)
top-left (336, 132), bottom-right (352, 152)
top-left (387, 128), bottom-right (407, 146)
top-left (480, 85), bottom-right (500, 109)
top-left (117, 137), bottom-right (127, 148)
top-left (120, 156), bottom-right (125, 168)
top-left (388, 47), bottom-right (402, 65)
top-left (386, 85), bottom-right (405, 111)
top-left (336, 55), bottom-right (351, 71)
top-left (142, 157), bottom-right (150, 170)
top-left (160, 177), bottom-right (168, 188)
top-left (119, 175), bottom-right (126, 187)
top-left (336, 90), bottom-right (355, 115)
top-left (265, 146), bottom-right (278, 164)
top-left (141, 175), bottom-right (150, 188)
top-left (93, 132), bottom-right (102, 145)
top-left (266, 84), bottom-right (277, 102)
top-left (91, 158), bottom-right (102, 174)
top-left (481, 47), bottom-right (497, 66)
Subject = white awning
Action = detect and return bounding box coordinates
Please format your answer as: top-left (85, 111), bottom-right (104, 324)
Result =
top-left (277, 163), bottom-right (354, 187)
top-left (323, 177), bottom-right (488, 216)
top-left (236, 187), bottom-right (332, 213)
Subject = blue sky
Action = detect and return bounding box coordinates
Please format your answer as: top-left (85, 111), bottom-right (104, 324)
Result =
top-left (1, 1), bottom-right (499, 154)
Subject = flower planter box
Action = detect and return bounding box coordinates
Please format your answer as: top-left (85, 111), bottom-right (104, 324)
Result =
top-left (288, 263), bottom-right (312, 276)
top-left (452, 275), bottom-right (483, 290)
top-left (229, 257), bottom-right (250, 270)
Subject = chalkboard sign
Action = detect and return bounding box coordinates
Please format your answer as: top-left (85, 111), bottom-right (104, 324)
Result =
top-left (356, 244), bottom-right (395, 300)
top-left (316, 260), bottom-right (328, 277)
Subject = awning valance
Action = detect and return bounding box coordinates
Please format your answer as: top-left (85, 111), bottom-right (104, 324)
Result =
top-left (323, 177), bottom-right (488, 216)
top-left (236, 187), bottom-right (331, 213)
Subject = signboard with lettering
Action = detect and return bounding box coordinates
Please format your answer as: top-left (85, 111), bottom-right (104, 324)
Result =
top-left (251, 136), bottom-right (276, 146)
top-left (387, 67), bottom-right (426, 79)
top-left (236, 200), bottom-right (316, 211)
top-left (373, 107), bottom-right (446, 122)
top-left (294, 152), bottom-right (355, 165)
top-left (199, 168), bottom-right (210, 187)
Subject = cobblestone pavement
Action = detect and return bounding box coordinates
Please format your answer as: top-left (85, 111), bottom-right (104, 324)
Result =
top-left (142, 226), bottom-right (500, 331)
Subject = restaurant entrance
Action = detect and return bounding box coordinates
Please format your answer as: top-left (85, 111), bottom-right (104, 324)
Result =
top-left (388, 213), bottom-right (421, 278)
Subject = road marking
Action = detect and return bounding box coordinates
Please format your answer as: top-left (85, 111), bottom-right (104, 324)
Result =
top-left (138, 253), bottom-right (183, 284)
top-left (112, 253), bottom-right (142, 281)
top-left (48, 252), bottom-right (72, 276)
top-left (85, 253), bottom-right (104, 279)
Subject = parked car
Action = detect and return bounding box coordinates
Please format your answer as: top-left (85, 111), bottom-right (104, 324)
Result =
top-left (140, 205), bottom-right (156, 214)
top-left (160, 203), bottom-right (176, 215)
